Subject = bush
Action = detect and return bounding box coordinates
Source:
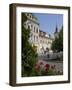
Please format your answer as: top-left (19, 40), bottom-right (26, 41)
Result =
top-left (33, 62), bottom-right (63, 76)
top-left (21, 13), bottom-right (38, 77)
top-left (51, 26), bottom-right (63, 52)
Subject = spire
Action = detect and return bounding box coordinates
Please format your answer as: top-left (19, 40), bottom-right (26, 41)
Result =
top-left (54, 25), bottom-right (58, 34)
top-left (54, 25), bottom-right (59, 38)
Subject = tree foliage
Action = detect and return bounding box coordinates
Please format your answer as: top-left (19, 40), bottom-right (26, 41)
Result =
top-left (51, 26), bottom-right (63, 52)
top-left (21, 13), bottom-right (38, 77)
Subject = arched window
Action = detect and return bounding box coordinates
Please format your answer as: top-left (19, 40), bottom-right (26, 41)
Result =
top-left (36, 28), bottom-right (38, 33)
top-left (34, 26), bottom-right (35, 32)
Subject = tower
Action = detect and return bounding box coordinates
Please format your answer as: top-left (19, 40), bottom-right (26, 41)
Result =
top-left (54, 26), bottom-right (59, 38)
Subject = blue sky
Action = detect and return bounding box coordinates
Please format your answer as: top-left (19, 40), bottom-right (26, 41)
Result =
top-left (34, 13), bottom-right (63, 35)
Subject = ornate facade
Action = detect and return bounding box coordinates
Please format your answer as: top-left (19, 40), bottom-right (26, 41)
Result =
top-left (24, 13), bottom-right (53, 54)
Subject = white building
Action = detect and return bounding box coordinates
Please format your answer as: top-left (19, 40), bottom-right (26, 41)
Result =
top-left (24, 13), bottom-right (53, 54)
top-left (39, 30), bottom-right (53, 54)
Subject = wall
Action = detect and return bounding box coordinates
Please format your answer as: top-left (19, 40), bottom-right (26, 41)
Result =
top-left (0, 0), bottom-right (72, 90)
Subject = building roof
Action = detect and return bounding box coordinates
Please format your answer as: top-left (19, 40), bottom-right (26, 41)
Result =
top-left (39, 30), bottom-right (46, 37)
top-left (39, 30), bottom-right (49, 38)
top-left (26, 13), bottom-right (39, 25)
top-left (39, 30), bottom-right (53, 40)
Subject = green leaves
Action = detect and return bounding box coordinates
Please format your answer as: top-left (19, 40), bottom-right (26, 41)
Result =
top-left (22, 13), bottom-right (27, 23)
top-left (21, 13), bottom-right (38, 77)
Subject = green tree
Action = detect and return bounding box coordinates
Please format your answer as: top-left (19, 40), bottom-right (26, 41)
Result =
top-left (51, 26), bottom-right (63, 52)
top-left (21, 13), bottom-right (38, 77)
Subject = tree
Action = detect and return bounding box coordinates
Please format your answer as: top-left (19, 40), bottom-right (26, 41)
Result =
top-left (51, 26), bottom-right (63, 52)
top-left (21, 13), bottom-right (38, 77)
top-left (58, 26), bottom-right (63, 51)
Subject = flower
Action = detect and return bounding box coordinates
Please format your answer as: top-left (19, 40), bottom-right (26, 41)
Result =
top-left (45, 68), bottom-right (49, 72)
top-left (45, 64), bottom-right (50, 68)
top-left (35, 64), bottom-right (40, 71)
top-left (44, 64), bottom-right (50, 72)
top-left (51, 65), bottom-right (54, 69)
top-left (54, 65), bottom-right (56, 68)
top-left (51, 65), bottom-right (56, 69)
top-left (40, 62), bottom-right (44, 65)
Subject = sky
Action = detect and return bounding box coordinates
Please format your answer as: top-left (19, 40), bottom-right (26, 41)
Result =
top-left (34, 13), bottom-right (63, 36)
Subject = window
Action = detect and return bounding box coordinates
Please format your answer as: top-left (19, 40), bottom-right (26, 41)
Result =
top-left (31, 25), bottom-right (32, 28)
top-left (34, 26), bottom-right (35, 32)
top-left (36, 36), bottom-right (38, 42)
top-left (34, 35), bottom-right (35, 41)
top-left (36, 28), bottom-right (38, 33)
top-left (31, 34), bottom-right (33, 41)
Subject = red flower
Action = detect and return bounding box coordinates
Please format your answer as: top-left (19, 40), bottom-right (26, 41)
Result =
top-left (35, 64), bottom-right (40, 71)
top-left (44, 64), bottom-right (50, 72)
top-left (45, 64), bottom-right (50, 68)
top-left (40, 62), bottom-right (44, 65)
top-left (45, 68), bottom-right (49, 72)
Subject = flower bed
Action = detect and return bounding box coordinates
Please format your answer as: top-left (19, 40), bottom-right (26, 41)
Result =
top-left (33, 62), bottom-right (63, 76)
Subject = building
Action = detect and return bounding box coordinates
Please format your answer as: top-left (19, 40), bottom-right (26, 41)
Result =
top-left (54, 26), bottom-right (59, 38)
top-left (24, 13), bottom-right (53, 54)
top-left (24, 13), bottom-right (40, 53)
top-left (39, 30), bottom-right (53, 54)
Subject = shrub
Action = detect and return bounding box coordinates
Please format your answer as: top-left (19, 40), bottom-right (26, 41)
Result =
top-left (33, 62), bottom-right (62, 76)
top-left (21, 13), bottom-right (38, 77)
